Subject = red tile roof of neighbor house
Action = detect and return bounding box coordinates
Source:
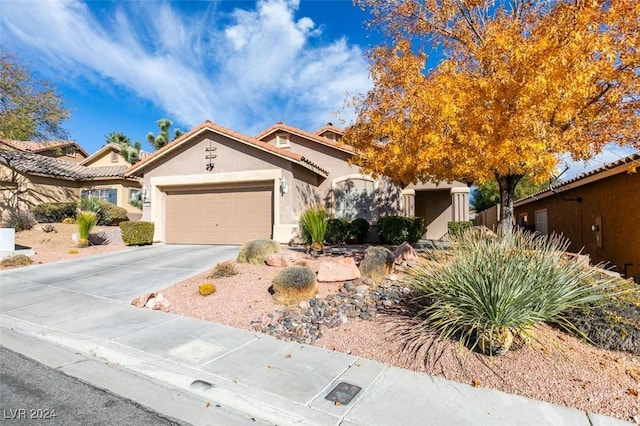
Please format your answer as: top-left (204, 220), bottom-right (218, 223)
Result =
top-left (254, 122), bottom-right (355, 154)
top-left (0, 149), bottom-right (131, 181)
top-left (125, 120), bottom-right (329, 177)
top-left (515, 151), bottom-right (640, 206)
top-left (314, 122), bottom-right (345, 136)
top-left (0, 138), bottom-right (89, 157)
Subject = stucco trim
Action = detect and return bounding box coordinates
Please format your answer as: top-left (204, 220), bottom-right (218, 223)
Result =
top-left (149, 169), bottom-right (283, 243)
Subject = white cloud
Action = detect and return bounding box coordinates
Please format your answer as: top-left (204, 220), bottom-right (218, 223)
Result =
top-left (0, 0), bottom-right (371, 134)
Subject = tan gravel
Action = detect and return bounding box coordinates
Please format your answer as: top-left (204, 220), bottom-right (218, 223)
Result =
top-left (3, 227), bottom-right (638, 422)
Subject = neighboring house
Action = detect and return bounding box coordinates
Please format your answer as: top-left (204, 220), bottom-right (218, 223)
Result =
top-left (0, 138), bottom-right (88, 163)
top-left (514, 152), bottom-right (640, 279)
top-left (0, 143), bottom-right (142, 219)
top-left (126, 120), bottom-right (469, 245)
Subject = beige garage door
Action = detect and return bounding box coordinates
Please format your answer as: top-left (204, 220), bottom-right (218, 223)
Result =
top-left (165, 182), bottom-right (273, 244)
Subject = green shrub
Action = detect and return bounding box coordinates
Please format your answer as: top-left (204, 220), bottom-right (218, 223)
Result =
top-left (120, 221), bottom-right (154, 245)
top-left (237, 239), bottom-right (281, 264)
top-left (349, 218), bottom-right (370, 244)
top-left (208, 261), bottom-right (238, 278)
top-left (408, 230), bottom-right (621, 356)
top-left (78, 196), bottom-right (102, 213)
top-left (198, 283), bottom-right (217, 296)
top-left (377, 216), bottom-right (424, 244)
top-left (2, 209), bottom-right (36, 231)
top-left (0, 254), bottom-right (33, 268)
top-left (272, 266), bottom-right (317, 305)
top-left (299, 207), bottom-right (327, 250)
top-left (325, 219), bottom-right (351, 244)
top-left (76, 211), bottom-right (98, 241)
top-left (447, 221), bottom-right (473, 238)
top-left (96, 200), bottom-right (128, 226)
top-left (32, 202), bottom-right (77, 223)
top-left (129, 199), bottom-right (143, 209)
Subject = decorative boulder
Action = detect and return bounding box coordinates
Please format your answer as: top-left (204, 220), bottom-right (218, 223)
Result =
top-left (264, 252), bottom-right (301, 267)
top-left (145, 293), bottom-right (171, 311)
top-left (359, 246), bottom-right (394, 285)
top-left (317, 257), bottom-right (361, 282)
top-left (393, 241), bottom-right (417, 264)
top-left (237, 239), bottom-right (281, 265)
top-left (272, 266), bottom-right (317, 305)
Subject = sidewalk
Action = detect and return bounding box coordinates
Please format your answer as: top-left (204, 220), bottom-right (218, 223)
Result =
top-left (0, 245), bottom-right (632, 426)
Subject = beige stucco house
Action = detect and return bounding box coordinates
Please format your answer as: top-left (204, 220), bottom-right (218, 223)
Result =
top-left (127, 120), bottom-right (469, 244)
top-left (0, 142), bottom-right (142, 219)
top-left (0, 138), bottom-right (88, 163)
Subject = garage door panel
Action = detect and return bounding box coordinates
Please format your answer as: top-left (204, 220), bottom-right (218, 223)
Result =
top-left (165, 183), bottom-right (273, 244)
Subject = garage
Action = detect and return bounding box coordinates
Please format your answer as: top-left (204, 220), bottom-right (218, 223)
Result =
top-left (164, 182), bottom-right (273, 244)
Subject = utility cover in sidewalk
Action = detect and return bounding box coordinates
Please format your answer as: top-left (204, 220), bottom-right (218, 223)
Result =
top-left (325, 382), bottom-right (362, 405)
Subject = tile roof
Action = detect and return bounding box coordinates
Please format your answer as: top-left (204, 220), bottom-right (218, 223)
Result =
top-left (126, 120), bottom-right (329, 177)
top-left (314, 122), bottom-right (345, 136)
top-left (0, 149), bottom-right (130, 180)
top-left (255, 122), bottom-right (355, 154)
top-left (0, 138), bottom-right (89, 157)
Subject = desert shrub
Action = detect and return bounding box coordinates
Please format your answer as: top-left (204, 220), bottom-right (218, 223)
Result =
top-left (208, 261), bottom-right (238, 279)
top-left (408, 230), bottom-right (621, 356)
top-left (62, 217), bottom-right (75, 224)
top-left (447, 221), bottom-right (473, 238)
top-left (237, 239), bottom-right (281, 264)
top-left (198, 283), bottom-right (217, 296)
top-left (120, 221), bottom-right (154, 245)
top-left (325, 219), bottom-right (351, 244)
top-left (1, 254), bottom-right (33, 268)
top-left (78, 196), bottom-right (102, 213)
top-left (3, 209), bottom-right (36, 231)
top-left (129, 199), bottom-right (143, 209)
top-left (377, 216), bottom-right (424, 245)
top-left (359, 246), bottom-right (395, 285)
top-left (32, 202), bottom-right (77, 223)
top-left (96, 200), bottom-right (128, 226)
top-left (563, 278), bottom-right (640, 354)
top-left (76, 211), bottom-right (99, 245)
top-left (299, 207), bottom-right (327, 250)
top-left (349, 218), bottom-right (370, 244)
top-left (272, 266), bottom-right (317, 305)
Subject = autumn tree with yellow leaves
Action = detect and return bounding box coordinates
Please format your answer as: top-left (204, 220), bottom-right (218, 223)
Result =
top-left (344, 0), bottom-right (639, 233)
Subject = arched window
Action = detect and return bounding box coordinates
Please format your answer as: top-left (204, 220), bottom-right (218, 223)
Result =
top-left (333, 176), bottom-right (375, 220)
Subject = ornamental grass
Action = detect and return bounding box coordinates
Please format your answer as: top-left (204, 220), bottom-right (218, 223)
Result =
top-left (300, 207), bottom-right (327, 251)
top-left (408, 229), bottom-right (621, 356)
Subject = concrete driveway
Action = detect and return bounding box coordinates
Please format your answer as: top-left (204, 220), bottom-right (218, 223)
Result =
top-left (0, 244), bottom-right (240, 303)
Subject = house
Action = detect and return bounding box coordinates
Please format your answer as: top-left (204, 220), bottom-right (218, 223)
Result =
top-left (0, 138), bottom-right (88, 163)
top-left (0, 142), bottom-right (142, 219)
top-left (126, 120), bottom-right (469, 245)
top-left (514, 152), bottom-right (640, 279)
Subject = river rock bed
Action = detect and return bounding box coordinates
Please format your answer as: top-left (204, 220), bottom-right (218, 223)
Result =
top-left (251, 279), bottom-right (413, 344)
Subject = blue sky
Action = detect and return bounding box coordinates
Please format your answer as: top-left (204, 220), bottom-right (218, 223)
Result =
top-left (1, 0), bottom-right (636, 179)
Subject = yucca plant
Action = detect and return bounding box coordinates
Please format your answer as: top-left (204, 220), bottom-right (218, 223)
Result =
top-left (408, 229), bottom-right (621, 356)
top-left (75, 211), bottom-right (98, 247)
top-left (299, 207), bottom-right (327, 253)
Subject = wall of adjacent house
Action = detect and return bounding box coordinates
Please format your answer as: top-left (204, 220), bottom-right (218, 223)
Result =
top-left (514, 171), bottom-right (640, 277)
top-left (84, 148), bottom-right (128, 167)
top-left (0, 167), bottom-right (80, 212)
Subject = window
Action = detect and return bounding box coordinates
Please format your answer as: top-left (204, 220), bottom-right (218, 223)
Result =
top-left (111, 151), bottom-right (119, 163)
top-left (333, 177), bottom-right (375, 220)
top-left (274, 134), bottom-right (290, 148)
top-left (130, 189), bottom-right (141, 201)
top-left (518, 213), bottom-right (528, 226)
top-left (64, 146), bottom-right (76, 157)
top-left (82, 188), bottom-right (117, 205)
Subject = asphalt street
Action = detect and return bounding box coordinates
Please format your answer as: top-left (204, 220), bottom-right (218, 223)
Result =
top-left (0, 346), bottom-right (185, 426)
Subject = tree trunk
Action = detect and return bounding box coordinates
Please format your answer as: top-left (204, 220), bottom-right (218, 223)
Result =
top-left (496, 174), bottom-right (523, 235)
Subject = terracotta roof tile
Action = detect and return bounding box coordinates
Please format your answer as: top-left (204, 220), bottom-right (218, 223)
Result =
top-left (255, 122), bottom-right (354, 154)
top-left (314, 122), bottom-right (345, 136)
top-left (0, 149), bottom-right (129, 180)
top-left (0, 138), bottom-right (89, 157)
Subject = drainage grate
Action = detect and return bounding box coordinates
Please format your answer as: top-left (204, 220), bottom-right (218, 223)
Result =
top-left (325, 382), bottom-right (362, 406)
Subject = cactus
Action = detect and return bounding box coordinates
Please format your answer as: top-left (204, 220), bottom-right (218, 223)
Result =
top-left (198, 283), bottom-right (217, 296)
top-left (272, 266), bottom-right (317, 305)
